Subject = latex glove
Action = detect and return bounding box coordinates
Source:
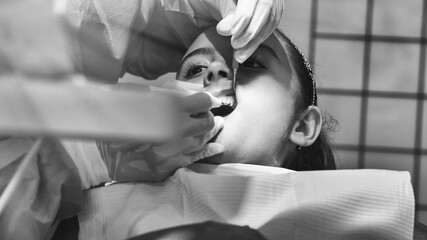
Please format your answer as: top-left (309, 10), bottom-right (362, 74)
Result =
top-left (128, 221), bottom-right (267, 240)
top-left (98, 92), bottom-right (224, 182)
top-left (216, 0), bottom-right (285, 63)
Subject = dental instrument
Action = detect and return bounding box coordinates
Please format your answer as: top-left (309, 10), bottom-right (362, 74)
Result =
top-left (232, 53), bottom-right (239, 91)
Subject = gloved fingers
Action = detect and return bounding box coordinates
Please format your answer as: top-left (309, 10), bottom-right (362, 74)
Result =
top-left (203, 115), bottom-right (224, 142)
top-left (101, 118), bottom-right (224, 182)
top-left (226, 0), bottom-right (284, 63)
top-left (113, 160), bottom-right (153, 182)
top-left (116, 152), bottom-right (187, 182)
top-left (184, 142), bottom-right (225, 164)
top-left (181, 116), bottom-right (224, 154)
top-left (152, 138), bottom-right (187, 158)
top-left (181, 111), bottom-right (215, 137)
top-left (234, 22), bottom-right (275, 63)
top-left (230, 0), bottom-right (258, 39)
top-left (216, 12), bottom-right (236, 36)
top-left (152, 116), bottom-right (223, 159)
top-left (151, 134), bottom-right (209, 158)
top-left (179, 92), bottom-right (213, 114)
top-left (231, 2), bottom-right (270, 49)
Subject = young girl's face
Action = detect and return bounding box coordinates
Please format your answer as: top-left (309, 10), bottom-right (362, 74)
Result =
top-left (177, 27), bottom-right (299, 167)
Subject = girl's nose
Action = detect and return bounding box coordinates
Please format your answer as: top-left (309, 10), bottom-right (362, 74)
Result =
top-left (204, 61), bottom-right (232, 87)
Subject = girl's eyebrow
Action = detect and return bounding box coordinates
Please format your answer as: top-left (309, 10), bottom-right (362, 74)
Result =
top-left (178, 47), bottom-right (215, 73)
top-left (258, 44), bottom-right (279, 59)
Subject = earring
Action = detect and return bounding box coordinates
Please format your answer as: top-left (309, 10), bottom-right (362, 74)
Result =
top-left (296, 145), bottom-right (302, 151)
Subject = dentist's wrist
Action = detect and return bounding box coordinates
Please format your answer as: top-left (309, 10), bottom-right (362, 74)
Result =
top-left (61, 140), bottom-right (111, 189)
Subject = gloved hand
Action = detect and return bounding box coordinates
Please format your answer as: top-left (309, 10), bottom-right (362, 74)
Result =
top-left (216, 0), bottom-right (285, 63)
top-left (97, 92), bottom-right (224, 182)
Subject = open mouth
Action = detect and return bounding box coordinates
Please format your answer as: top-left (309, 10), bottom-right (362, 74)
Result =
top-left (211, 104), bottom-right (235, 117)
top-left (208, 97), bottom-right (236, 144)
top-left (210, 95), bottom-right (237, 117)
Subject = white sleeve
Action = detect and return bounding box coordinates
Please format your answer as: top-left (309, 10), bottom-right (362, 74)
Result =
top-left (61, 140), bottom-right (110, 189)
top-left (63, 0), bottom-right (151, 82)
top-left (62, 0), bottom-right (231, 81)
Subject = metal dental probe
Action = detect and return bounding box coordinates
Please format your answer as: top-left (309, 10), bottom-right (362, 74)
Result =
top-left (232, 51), bottom-right (238, 91)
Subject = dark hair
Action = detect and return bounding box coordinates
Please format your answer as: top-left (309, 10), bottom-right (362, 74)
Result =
top-left (274, 29), bottom-right (337, 171)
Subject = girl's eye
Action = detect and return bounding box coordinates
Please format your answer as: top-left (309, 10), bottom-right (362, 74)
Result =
top-left (184, 64), bottom-right (207, 78)
top-left (190, 66), bottom-right (206, 76)
top-left (241, 56), bottom-right (265, 69)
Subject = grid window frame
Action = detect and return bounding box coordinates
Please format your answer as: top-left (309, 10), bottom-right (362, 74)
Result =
top-left (308, 0), bottom-right (427, 223)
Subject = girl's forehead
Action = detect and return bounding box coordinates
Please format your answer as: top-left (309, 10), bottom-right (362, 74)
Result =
top-left (186, 28), bottom-right (231, 55)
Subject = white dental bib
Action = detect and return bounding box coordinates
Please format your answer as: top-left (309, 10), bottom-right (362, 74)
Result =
top-left (78, 163), bottom-right (414, 240)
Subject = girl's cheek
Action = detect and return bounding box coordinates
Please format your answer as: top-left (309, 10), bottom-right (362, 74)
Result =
top-left (233, 72), bottom-right (258, 96)
top-left (234, 87), bottom-right (258, 112)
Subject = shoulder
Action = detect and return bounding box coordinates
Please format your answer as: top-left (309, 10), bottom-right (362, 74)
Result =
top-left (414, 221), bottom-right (427, 240)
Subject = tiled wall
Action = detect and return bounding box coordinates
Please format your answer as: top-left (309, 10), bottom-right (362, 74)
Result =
top-left (283, 0), bottom-right (427, 225)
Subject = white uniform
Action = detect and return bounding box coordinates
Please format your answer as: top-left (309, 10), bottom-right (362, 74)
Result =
top-left (0, 138), bottom-right (81, 240)
top-left (64, 0), bottom-right (226, 82)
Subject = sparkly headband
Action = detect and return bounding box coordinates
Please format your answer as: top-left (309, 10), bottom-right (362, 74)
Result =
top-left (293, 44), bottom-right (317, 107)
top-left (300, 52), bottom-right (317, 107)
top-left (273, 31), bottom-right (317, 107)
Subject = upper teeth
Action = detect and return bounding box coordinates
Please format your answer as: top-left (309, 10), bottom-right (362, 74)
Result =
top-left (219, 95), bottom-right (237, 108)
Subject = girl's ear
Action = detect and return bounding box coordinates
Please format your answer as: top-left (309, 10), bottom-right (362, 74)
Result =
top-left (290, 106), bottom-right (322, 147)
